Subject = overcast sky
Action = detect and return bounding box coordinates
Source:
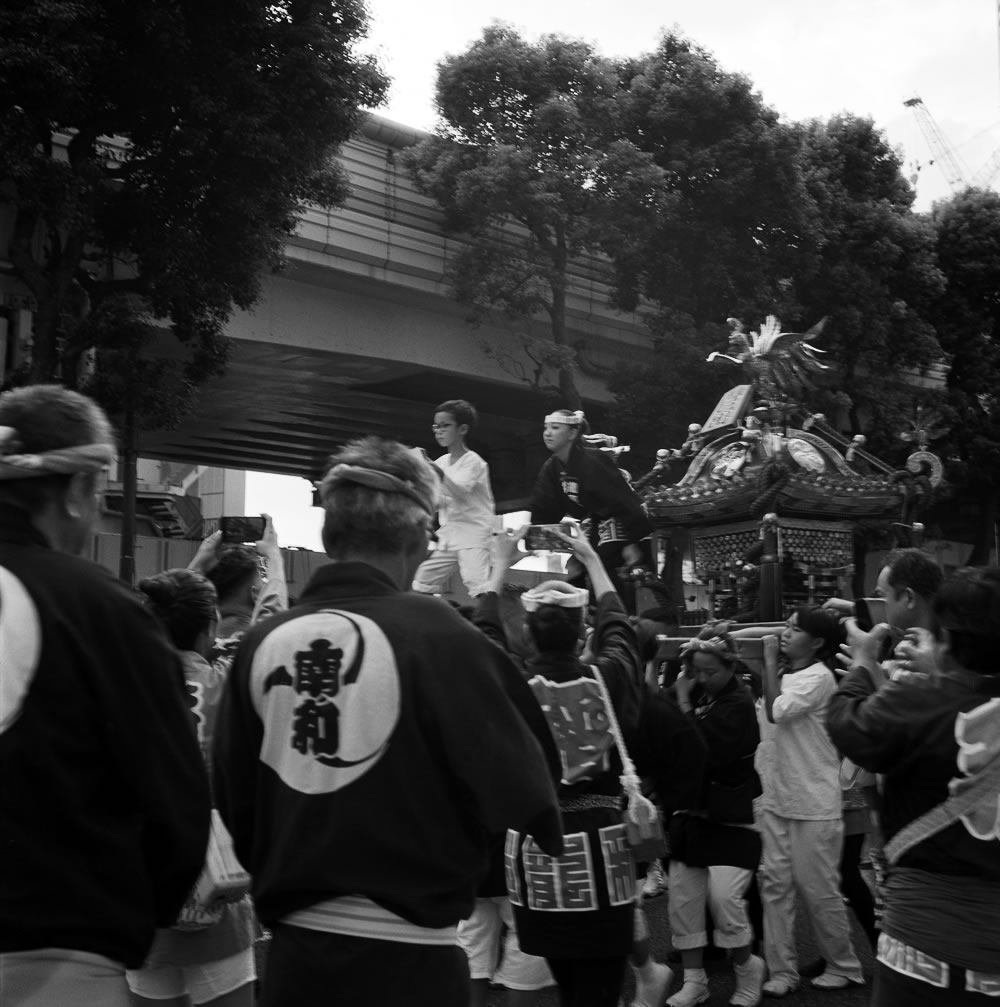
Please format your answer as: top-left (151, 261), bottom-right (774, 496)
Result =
top-left (363, 0), bottom-right (1000, 210)
top-left (248, 0), bottom-right (1000, 548)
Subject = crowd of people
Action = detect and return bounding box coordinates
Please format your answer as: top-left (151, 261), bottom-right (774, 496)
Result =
top-left (1, 385), bottom-right (998, 1007)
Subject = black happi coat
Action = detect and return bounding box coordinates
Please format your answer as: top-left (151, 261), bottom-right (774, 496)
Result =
top-left (213, 562), bottom-right (562, 931)
top-left (669, 675), bottom-right (763, 870)
top-left (0, 504), bottom-right (210, 969)
top-left (530, 441), bottom-right (652, 545)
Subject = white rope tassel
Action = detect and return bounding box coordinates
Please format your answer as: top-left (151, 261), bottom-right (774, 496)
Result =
top-left (591, 666), bottom-right (660, 837)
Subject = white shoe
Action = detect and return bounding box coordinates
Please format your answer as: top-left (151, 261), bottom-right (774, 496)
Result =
top-left (762, 976), bottom-right (798, 998)
top-left (631, 961), bottom-right (673, 1007)
top-left (810, 971), bottom-right (864, 990)
top-left (730, 954), bottom-right (766, 1006)
top-left (642, 861), bottom-right (668, 899)
top-left (666, 977), bottom-right (709, 1007)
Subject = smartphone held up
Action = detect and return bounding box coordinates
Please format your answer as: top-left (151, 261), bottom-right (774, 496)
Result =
top-left (523, 522), bottom-right (577, 552)
top-left (218, 515), bottom-right (266, 545)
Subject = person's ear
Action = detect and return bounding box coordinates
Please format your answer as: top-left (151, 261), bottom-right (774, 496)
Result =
top-left (904, 586), bottom-right (918, 610)
top-left (458, 423), bottom-right (470, 439)
top-left (63, 472), bottom-right (95, 520)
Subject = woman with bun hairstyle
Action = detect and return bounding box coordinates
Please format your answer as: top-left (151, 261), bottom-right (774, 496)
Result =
top-left (530, 409), bottom-right (652, 586)
top-left (666, 623), bottom-right (764, 1007)
top-left (126, 569), bottom-right (256, 1007)
top-left (756, 606), bottom-right (864, 998)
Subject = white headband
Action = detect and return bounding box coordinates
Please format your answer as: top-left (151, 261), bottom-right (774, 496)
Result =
top-left (0, 426), bottom-right (115, 481)
top-left (521, 581), bottom-right (590, 612)
top-left (544, 410), bottom-right (585, 426)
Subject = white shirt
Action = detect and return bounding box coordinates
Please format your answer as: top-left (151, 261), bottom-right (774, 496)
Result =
top-left (434, 450), bottom-right (495, 550)
top-left (756, 661), bottom-right (842, 820)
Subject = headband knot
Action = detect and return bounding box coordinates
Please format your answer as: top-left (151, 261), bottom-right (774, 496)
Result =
top-left (0, 426), bottom-right (115, 481)
top-left (521, 580), bottom-right (590, 612)
top-left (544, 410), bottom-right (585, 426)
top-left (679, 635), bottom-right (738, 663)
top-left (321, 463), bottom-right (435, 517)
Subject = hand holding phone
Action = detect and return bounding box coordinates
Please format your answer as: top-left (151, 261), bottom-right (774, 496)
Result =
top-left (219, 515), bottom-right (267, 544)
top-left (854, 597), bottom-right (888, 632)
top-left (524, 522), bottom-right (577, 552)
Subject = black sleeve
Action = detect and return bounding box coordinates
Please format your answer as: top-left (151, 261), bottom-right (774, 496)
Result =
top-left (529, 457), bottom-right (568, 525)
top-left (213, 628), bottom-right (268, 871)
top-left (632, 692), bottom-right (708, 816)
top-left (100, 589), bottom-right (212, 926)
top-left (592, 592), bottom-right (644, 693)
top-left (583, 450), bottom-right (652, 542)
top-left (472, 591), bottom-right (507, 650)
top-left (693, 689), bottom-right (760, 772)
top-left (826, 665), bottom-right (914, 773)
top-left (473, 593), bottom-right (561, 786)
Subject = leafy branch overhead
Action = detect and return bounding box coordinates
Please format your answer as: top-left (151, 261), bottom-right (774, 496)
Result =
top-left (401, 23), bottom-right (668, 409)
top-left (0, 0), bottom-right (387, 426)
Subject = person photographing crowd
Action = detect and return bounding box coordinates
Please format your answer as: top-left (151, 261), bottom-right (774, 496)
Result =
top-left (482, 525), bottom-right (705, 1007)
top-left (828, 566), bottom-right (1000, 1006)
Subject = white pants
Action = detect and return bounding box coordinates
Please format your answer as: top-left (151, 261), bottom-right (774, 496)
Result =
top-left (757, 811), bottom-right (863, 984)
top-left (667, 862), bottom-right (754, 950)
top-left (458, 897), bottom-right (553, 991)
top-left (413, 545), bottom-right (491, 597)
top-left (0, 949), bottom-right (130, 1007)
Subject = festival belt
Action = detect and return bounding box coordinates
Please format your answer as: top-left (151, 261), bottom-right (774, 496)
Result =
top-left (878, 933), bottom-right (1000, 995)
top-left (559, 794), bottom-right (622, 814)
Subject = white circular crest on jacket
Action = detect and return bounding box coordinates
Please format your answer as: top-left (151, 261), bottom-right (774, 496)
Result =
top-left (0, 566), bottom-right (43, 735)
top-left (250, 609), bottom-right (400, 794)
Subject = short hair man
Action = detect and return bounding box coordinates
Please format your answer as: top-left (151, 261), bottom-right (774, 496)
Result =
top-left (828, 547), bottom-right (943, 677)
top-left (213, 436), bottom-right (562, 1007)
top-left (875, 547), bottom-right (942, 634)
top-left (0, 385), bottom-right (210, 1007)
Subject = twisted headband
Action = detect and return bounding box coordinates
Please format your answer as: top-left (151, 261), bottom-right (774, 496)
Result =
top-left (320, 463), bottom-right (435, 517)
top-left (679, 635), bottom-right (738, 663)
top-left (521, 581), bottom-right (590, 612)
top-left (0, 426), bottom-right (115, 481)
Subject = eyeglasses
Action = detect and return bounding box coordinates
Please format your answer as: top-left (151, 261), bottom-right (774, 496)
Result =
top-left (431, 423), bottom-right (455, 430)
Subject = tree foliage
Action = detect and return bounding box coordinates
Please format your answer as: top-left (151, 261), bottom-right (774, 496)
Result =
top-left (0, 0), bottom-right (387, 426)
top-left (401, 23), bottom-right (666, 408)
top-left (786, 115), bottom-right (945, 449)
top-left (612, 33), bottom-right (809, 328)
top-left (931, 187), bottom-right (1000, 560)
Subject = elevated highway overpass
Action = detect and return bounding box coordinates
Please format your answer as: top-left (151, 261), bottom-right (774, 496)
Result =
top-left (138, 114), bottom-right (655, 508)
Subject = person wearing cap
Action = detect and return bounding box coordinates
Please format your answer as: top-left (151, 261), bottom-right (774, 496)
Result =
top-left (0, 385), bottom-right (211, 1007)
top-left (530, 409), bottom-right (652, 594)
top-left (212, 436), bottom-right (562, 1007)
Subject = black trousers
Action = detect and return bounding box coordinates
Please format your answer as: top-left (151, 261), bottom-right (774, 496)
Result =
top-left (841, 831), bottom-right (878, 949)
top-left (546, 956), bottom-right (628, 1007)
top-left (261, 923), bottom-right (469, 1007)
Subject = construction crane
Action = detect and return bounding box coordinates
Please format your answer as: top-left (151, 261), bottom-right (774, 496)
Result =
top-left (903, 97), bottom-right (968, 188)
top-left (904, 96), bottom-right (1000, 191)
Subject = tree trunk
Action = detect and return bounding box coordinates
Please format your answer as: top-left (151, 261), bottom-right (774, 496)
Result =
top-left (27, 299), bottom-right (60, 383)
top-left (118, 401), bottom-right (138, 585)
top-left (550, 244), bottom-right (582, 410)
